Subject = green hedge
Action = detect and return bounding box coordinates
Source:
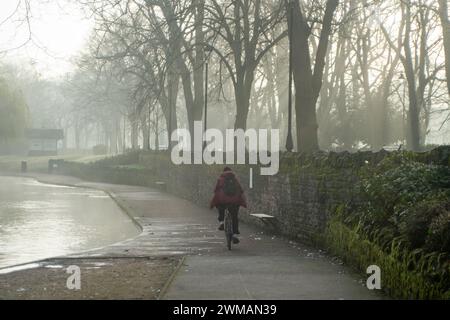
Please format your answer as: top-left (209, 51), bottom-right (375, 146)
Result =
top-left (57, 161), bottom-right (155, 187)
top-left (324, 217), bottom-right (450, 299)
top-left (327, 151), bottom-right (450, 299)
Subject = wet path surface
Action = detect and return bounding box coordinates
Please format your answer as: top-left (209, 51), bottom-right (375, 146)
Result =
top-left (3, 174), bottom-right (383, 300)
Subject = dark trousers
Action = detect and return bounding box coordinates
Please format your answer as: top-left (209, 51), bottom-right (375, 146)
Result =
top-left (217, 204), bottom-right (239, 234)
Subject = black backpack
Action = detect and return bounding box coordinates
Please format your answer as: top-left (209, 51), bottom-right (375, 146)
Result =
top-left (223, 174), bottom-right (238, 196)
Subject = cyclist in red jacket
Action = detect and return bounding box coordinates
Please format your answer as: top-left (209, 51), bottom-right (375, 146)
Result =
top-left (210, 167), bottom-right (247, 243)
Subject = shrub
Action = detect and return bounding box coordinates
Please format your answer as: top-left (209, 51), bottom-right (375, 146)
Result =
top-left (325, 218), bottom-right (450, 299)
top-left (425, 204), bottom-right (450, 253)
top-left (330, 152), bottom-right (450, 298)
top-left (354, 154), bottom-right (450, 250)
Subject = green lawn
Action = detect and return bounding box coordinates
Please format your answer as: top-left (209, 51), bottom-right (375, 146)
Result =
top-left (111, 164), bottom-right (147, 170)
top-left (0, 154), bottom-right (108, 173)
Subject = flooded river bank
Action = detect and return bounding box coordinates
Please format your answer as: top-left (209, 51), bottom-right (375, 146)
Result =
top-left (0, 176), bottom-right (140, 268)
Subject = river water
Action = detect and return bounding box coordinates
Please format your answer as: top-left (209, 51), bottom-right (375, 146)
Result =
top-left (0, 176), bottom-right (140, 268)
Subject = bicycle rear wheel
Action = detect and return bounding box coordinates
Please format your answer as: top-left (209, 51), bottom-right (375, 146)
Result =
top-left (226, 233), bottom-right (232, 250)
top-left (224, 210), bottom-right (233, 250)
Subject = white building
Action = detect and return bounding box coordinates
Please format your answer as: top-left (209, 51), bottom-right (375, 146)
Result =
top-left (27, 129), bottom-right (64, 156)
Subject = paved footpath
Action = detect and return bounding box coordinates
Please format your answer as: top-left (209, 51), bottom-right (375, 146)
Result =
top-left (12, 173), bottom-right (383, 300)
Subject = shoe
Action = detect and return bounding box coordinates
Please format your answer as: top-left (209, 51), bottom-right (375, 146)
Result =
top-left (218, 222), bottom-right (224, 231)
top-left (232, 236), bottom-right (240, 244)
top-left (235, 230), bottom-right (240, 235)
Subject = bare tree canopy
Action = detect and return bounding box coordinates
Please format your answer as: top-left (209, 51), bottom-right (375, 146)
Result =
top-left (1, 0), bottom-right (449, 153)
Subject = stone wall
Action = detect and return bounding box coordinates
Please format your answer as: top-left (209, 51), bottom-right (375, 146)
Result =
top-left (137, 150), bottom-right (392, 244)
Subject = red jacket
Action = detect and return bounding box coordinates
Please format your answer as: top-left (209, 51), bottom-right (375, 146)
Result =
top-left (210, 171), bottom-right (247, 209)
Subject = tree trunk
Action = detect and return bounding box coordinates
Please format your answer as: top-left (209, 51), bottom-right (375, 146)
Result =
top-left (130, 114), bottom-right (139, 150)
top-left (288, 0), bottom-right (338, 152)
top-left (141, 110), bottom-right (150, 151)
top-left (359, 30), bottom-right (380, 149)
top-left (159, 70), bottom-right (179, 149)
top-left (161, 0), bottom-right (202, 149)
top-left (74, 122), bottom-right (81, 151)
top-left (103, 122), bottom-right (110, 152)
top-left (63, 128), bottom-right (67, 151)
top-left (155, 105), bottom-right (160, 151)
top-left (263, 55), bottom-right (278, 128)
top-left (193, 0), bottom-right (205, 126)
top-left (117, 118), bottom-right (123, 154)
top-left (111, 119), bottom-right (118, 154)
top-left (233, 74), bottom-right (254, 130)
top-left (379, 54), bottom-right (400, 147)
top-left (438, 0), bottom-right (450, 98)
top-left (122, 116), bottom-right (127, 152)
top-left (403, 2), bottom-right (421, 151)
top-left (273, 46), bottom-right (288, 145)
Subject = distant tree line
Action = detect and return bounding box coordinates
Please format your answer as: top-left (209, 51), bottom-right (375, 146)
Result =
top-left (0, 76), bottom-right (29, 153)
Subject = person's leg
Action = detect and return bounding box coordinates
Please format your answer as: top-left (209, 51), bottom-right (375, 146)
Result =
top-left (217, 206), bottom-right (225, 222)
top-left (230, 205), bottom-right (239, 235)
top-left (229, 205), bottom-right (240, 244)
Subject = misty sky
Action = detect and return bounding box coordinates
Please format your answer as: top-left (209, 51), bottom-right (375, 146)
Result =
top-left (0, 0), bottom-right (93, 79)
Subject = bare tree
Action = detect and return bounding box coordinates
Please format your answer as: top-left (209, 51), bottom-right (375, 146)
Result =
top-left (205, 0), bottom-right (286, 130)
top-left (0, 0), bottom-right (32, 54)
top-left (380, 0), bottom-right (441, 150)
top-left (287, 0), bottom-right (339, 152)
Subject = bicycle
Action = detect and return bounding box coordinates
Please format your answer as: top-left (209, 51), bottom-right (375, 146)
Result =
top-left (224, 208), bottom-right (234, 250)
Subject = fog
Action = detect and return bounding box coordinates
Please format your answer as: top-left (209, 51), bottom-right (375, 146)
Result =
top-left (1, 0), bottom-right (449, 156)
